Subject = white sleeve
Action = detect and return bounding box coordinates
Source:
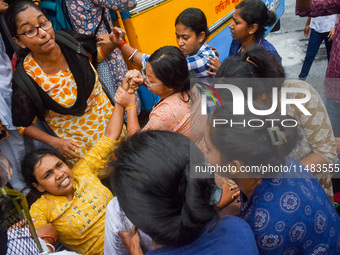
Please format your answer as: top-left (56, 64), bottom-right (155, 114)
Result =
top-left (104, 197), bottom-right (133, 255)
top-left (104, 197), bottom-right (153, 255)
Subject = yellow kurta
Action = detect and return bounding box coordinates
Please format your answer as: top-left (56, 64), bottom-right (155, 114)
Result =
top-left (30, 135), bottom-right (117, 255)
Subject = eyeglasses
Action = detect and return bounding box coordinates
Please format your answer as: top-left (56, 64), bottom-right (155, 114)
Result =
top-left (141, 68), bottom-right (163, 89)
top-left (15, 20), bottom-right (53, 38)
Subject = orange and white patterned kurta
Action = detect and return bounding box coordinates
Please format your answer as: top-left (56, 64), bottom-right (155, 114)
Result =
top-left (23, 53), bottom-right (126, 176)
top-left (141, 86), bottom-right (205, 143)
top-left (142, 92), bottom-right (190, 136)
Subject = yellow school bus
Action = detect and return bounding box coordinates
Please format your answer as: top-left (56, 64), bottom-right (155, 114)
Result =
top-left (114, 0), bottom-right (284, 62)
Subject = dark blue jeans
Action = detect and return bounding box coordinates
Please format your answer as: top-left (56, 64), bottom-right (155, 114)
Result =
top-left (299, 29), bottom-right (333, 79)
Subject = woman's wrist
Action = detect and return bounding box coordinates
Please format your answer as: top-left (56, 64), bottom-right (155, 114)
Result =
top-left (48, 136), bottom-right (60, 147)
top-left (129, 246), bottom-right (143, 255)
top-left (124, 98), bottom-right (137, 109)
top-left (128, 49), bottom-right (138, 62)
top-left (119, 41), bottom-right (127, 50)
top-left (40, 235), bottom-right (56, 245)
top-left (126, 104), bottom-right (137, 110)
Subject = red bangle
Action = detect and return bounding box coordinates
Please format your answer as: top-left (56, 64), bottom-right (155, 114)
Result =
top-left (40, 235), bottom-right (56, 246)
top-left (119, 41), bottom-right (127, 50)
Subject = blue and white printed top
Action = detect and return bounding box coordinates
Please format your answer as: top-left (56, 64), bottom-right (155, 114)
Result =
top-left (239, 157), bottom-right (340, 254)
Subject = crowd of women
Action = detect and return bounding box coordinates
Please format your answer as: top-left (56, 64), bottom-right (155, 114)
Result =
top-left (0, 0), bottom-right (339, 254)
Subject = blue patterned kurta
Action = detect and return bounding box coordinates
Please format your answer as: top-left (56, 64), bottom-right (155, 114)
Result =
top-left (239, 157), bottom-right (340, 254)
top-left (65, 0), bottom-right (141, 111)
top-left (229, 38), bottom-right (281, 61)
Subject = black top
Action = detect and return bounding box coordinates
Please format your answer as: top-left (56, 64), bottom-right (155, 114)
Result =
top-left (11, 31), bottom-right (96, 127)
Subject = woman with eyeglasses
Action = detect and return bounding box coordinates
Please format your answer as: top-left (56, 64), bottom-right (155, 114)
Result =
top-left (114, 46), bottom-right (205, 146)
top-left (109, 8), bottom-right (217, 114)
top-left (5, 1), bottom-right (126, 177)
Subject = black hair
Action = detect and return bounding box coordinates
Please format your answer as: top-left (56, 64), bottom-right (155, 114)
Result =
top-left (148, 46), bottom-right (190, 95)
top-left (216, 45), bottom-right (285, 100)
top-left (236, 0), bottom-right (276, 40)
top-left (175, 8), bottom-right (210, 42)
top-left (5, 0), bottom-right (43, 37)
top-left (21, 149), bottom-right (65, 191)
top-left (209, 102), bottom-right (298, 170)
top-left (5, 0), bottom-right (46, 61)
top-left (110, 130), bottom-right (217, 246)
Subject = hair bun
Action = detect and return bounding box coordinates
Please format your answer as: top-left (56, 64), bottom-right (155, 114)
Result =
top-left (265, 10), bottom-right (277, 27)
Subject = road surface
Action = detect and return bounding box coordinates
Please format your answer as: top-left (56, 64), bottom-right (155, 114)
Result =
top-left (266, 0), bottom-right (329, 100)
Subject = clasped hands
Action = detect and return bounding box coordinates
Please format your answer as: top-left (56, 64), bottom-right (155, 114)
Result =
top-left (95, 27), bottom-right (144, 108)
top-left (55, 69), bottom-right (142, 159)
top-left (114, 69), bottom-right (144, 108)
top-left (96, 27), bottom-right (126, 48)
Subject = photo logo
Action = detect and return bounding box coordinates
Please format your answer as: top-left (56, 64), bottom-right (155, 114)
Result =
top-left (201, 84), bottom-right (311, 116)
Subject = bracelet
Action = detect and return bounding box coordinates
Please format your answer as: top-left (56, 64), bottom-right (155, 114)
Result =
top-left (45, 243), bottom-right (55, 253)
top-left (97, 46), bottom-right (105, 62)
top-left (128, 49), bottom-right (138, 61)
top-left (119, 41), bottom-right (127, 50)
top-left (40, 235), bottom-right (56, 246)
top-left (126, 105), bottom-right (137, 110)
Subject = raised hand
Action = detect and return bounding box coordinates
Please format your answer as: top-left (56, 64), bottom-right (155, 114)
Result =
top-left (118, 225), bottom-right (143, 255)
top-left (96, 33), bottom-right (111, 46)
top-left (216, 183), bottom-right (240, 208)
top-left (207, 56), bottom-right (222, 76)
top-left (109, 27), bottom-right (127, 48)
top-left (121, 69), bottom-right (144, 93)
top-left (209, 45), bottom-right (220, 58)
top-left (114, 87), bottom-right (136, 108)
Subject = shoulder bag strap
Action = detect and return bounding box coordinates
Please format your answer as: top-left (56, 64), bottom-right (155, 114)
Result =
top-left (54, 30), bottom-right (88, 57)
top-left (94, 8), bottom-right (112, 35)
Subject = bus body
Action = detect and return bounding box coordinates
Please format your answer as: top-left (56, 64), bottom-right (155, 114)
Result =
top-left (116, 0), bottom-right (284, 62)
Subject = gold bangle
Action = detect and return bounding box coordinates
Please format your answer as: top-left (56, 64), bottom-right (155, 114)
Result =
top-left (97, 46), bottom-right (105, 62)
top-left (126, 105), bottom-right (137, 110)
